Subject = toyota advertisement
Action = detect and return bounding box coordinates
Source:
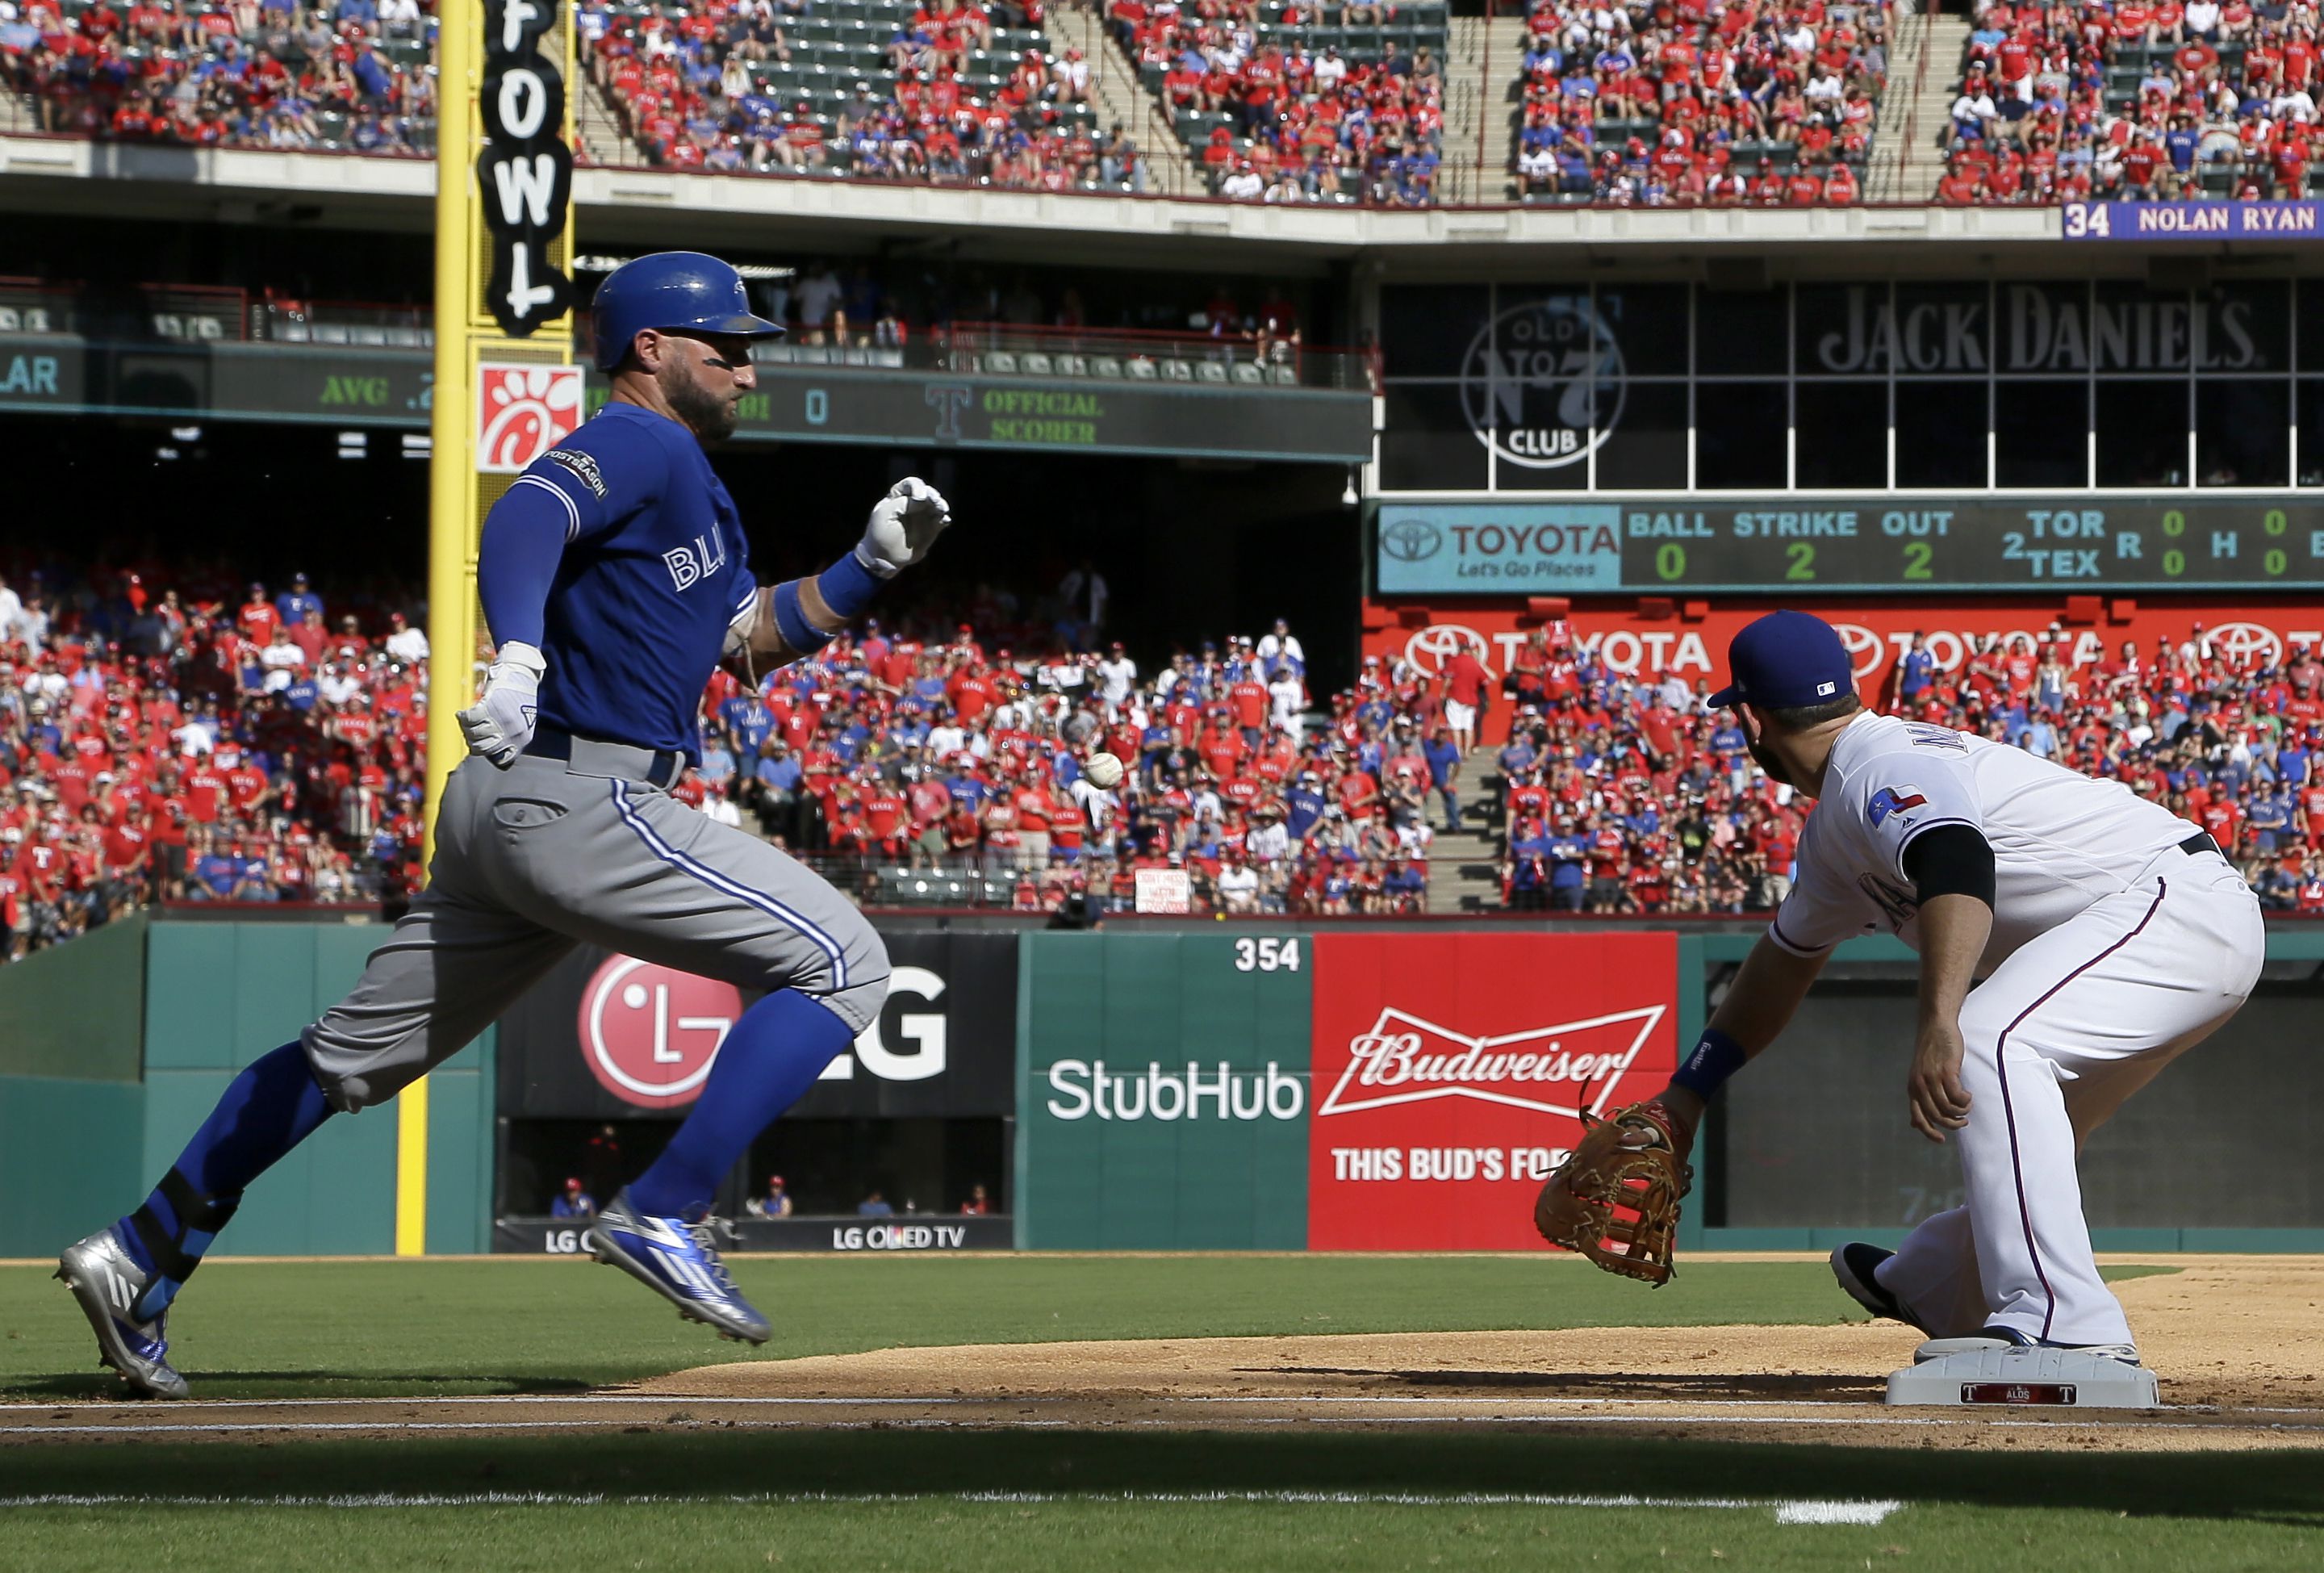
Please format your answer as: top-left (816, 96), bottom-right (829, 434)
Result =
top-left (1364, 599), bottom-right (2322, 698)
top-left (1306, 932), bottom-right (1678, 1252)
top-left (496, 927), bottom-right (1019, 1120)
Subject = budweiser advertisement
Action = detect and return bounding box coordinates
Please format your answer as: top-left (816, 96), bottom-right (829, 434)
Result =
top-left (1366, 598), bottom-right (2324, 698)
top-left (1308, 931), bottom-right (1678, 1251)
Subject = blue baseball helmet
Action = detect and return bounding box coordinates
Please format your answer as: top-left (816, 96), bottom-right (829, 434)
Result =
top-left (590, 251), bottom-right (784, 371)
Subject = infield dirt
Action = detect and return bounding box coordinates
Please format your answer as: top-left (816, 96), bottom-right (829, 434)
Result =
top-left (623, 1255), bottom-right (2324, 1452)
top-left (10, 1257), bottom-right (2319, 1453)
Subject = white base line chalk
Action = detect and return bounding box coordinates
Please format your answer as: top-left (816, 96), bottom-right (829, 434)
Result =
top-left (0, 1489), bottom-right (1905, 1524)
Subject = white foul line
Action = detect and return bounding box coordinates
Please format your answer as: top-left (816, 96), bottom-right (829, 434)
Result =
top-left (6, 1392), bottom-right (2310, 1417)
top-left (0, 1488), bottom-right (1904, 1523)
top-left (3, 1413), bottom-right (2316, 1439)
top-left (0, 1395), bottom-right (976, 1412)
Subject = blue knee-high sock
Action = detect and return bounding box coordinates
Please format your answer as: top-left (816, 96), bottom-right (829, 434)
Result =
top-left (115, 1041), bottom-right (336, 1317)
top-left (628, 989), bottom-right (855, 1217)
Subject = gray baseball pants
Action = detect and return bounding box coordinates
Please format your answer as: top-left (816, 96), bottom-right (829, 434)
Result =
top-left (303, 743), bottom-right (890, 1112)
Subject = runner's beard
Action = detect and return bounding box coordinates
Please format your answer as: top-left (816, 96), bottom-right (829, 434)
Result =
top-left (665, 366), bottom-right (740, 443)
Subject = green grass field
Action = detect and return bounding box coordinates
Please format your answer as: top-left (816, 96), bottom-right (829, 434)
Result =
top-left (2, 1255), bottom-right (2312, 1572)
top-left (0, 1254), bottom-right (2176, 1401)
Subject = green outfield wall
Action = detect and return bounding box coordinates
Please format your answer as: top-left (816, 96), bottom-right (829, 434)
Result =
top-left (1009, 922), bottom-right (2324, 1253)
top-left (0, 917), bottom-right (493, 1259)
top-left (0, 911), bottom-right (146, 1083)
top-left (8, 917), bottom-right (2324, 1257)
top-left (1014, 931), bottom-right (1312, 1249)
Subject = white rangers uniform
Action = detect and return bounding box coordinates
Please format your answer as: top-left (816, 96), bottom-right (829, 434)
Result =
top-left (1769, 713), bottom-right (2263, 1346)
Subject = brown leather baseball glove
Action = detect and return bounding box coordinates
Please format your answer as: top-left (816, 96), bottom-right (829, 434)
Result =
top-left (1532, 1100), bottom-right (1692, 1286)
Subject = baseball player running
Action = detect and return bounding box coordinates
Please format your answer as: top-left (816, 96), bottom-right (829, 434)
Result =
top-left (56, 252), bottom-right (951, 1397)
top-left (1646, 611), bottom-right (2262, 1362)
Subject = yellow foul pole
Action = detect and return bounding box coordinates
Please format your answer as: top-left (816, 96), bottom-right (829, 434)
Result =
top-left (407, 0), bottom-right (577, 1254)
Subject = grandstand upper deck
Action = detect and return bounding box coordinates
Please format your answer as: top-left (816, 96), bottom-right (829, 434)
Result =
top-left (8, 0), bottom-right (2322, 226)
top-left (0, 123), bottom-right (2084, 261)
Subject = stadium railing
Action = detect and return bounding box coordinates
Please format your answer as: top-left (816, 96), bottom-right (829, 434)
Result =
top-left (253, 297), bottom-right (435, 350)
top-left (790, 853), bottom-right (1053, 911)
top-left (933, 321), bottom-right (1375, 392)
top-left (0, 277), bottom-right (249, 341)
top-left (7, 286), bottom-right (1376, 392)
top-left (575, 316), bottom-right (1381, 392)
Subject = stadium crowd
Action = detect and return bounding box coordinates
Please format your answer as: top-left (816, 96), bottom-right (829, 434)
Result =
top-left (12, 555), bottom-right (2324, 964)
top-left (13, 0), bottom-right (2324, 207)
top-left (699, 605), bottom-right (1442, 919)
top-left (1937, 0), bottom-right (2324, 204)
top-left (2, 0), bottom-right (437, 153)
top-left (0, 554), bottom-right (1444, 963)
top-left (1511, 0), bottom-right (1892, 205)
top-left (0, 562), bottom-right (433, 961)
top-left (579, 0), bottom-right (1161, 193)
top-left (1478, 620), bottom-right (2324, 915)
top-left (1104, 0), bottom-right (1448, 204)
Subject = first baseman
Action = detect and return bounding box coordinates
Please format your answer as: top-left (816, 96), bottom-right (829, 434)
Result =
top-left (57, 252), bottom-right (952, 1397)
top-left (1646, 611), bottom-right (2263, 1360)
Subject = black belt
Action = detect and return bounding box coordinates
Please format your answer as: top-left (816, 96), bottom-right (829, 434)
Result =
top-left (2178, 832), bottom-right (2222, 859)
top-left (522, 726), bottom-right (685, 790)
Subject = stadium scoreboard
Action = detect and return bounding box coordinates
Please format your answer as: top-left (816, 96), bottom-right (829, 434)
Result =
top-left (1375, 500), bottom-right (2324, 595)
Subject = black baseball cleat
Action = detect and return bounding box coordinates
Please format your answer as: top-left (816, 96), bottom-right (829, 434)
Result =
top-left (1829, 1242), bottom-right (1933, 1335)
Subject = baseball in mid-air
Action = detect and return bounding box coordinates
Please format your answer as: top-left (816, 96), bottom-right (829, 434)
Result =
top-left (1084, 751), bottom-right (1125, 789)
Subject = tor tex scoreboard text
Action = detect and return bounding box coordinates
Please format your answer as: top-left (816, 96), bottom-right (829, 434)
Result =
top-left (1374, 500), bottom-right (2324, 595)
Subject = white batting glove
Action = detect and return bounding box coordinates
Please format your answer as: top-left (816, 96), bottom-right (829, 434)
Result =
top-left (458, 641), bottom-right (545, 768)
top-left (855, 476), bottom-right (953, 578)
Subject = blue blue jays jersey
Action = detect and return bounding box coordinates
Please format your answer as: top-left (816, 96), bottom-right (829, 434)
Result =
top-left (498, 403), bottom-right (755, 758)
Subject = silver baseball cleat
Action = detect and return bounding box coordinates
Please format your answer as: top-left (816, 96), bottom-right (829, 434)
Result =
top-left (56, 1228), bottom-right (190, 1399)
top-left (1913, 1328), bottom-right (2142, 1366)
top-left (1983, 1323), bottom-right (2142, 1366)
top-left (587, 1190), bottom-right (771, 1345)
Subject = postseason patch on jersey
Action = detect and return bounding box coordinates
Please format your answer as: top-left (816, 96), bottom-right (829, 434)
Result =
top-left (1866, 785), bottom-right (1929, 827)
top-left (545, 447), bottom-right (608, 499)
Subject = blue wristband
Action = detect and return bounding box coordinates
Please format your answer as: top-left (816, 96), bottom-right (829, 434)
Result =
top-left (817, 547), bottom-right (884, 621)
top-left (771, 579), bottom-right (834, 655)
top-left (1670, 1027), bottom-right (1747, 1101)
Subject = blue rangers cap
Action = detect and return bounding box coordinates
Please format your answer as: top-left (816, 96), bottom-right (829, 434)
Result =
top-left (1707, 610), bottom-right (1857, 710)
top-left (591, 251), bottom-right (785, 371)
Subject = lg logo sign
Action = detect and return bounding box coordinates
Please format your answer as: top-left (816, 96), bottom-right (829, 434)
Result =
top-left (819, 965), bottom-right (949, 1085)
top-left (576, 957), bottom-right (950, 1109)
top-left (577, 957), bottom-right (737, 1107)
